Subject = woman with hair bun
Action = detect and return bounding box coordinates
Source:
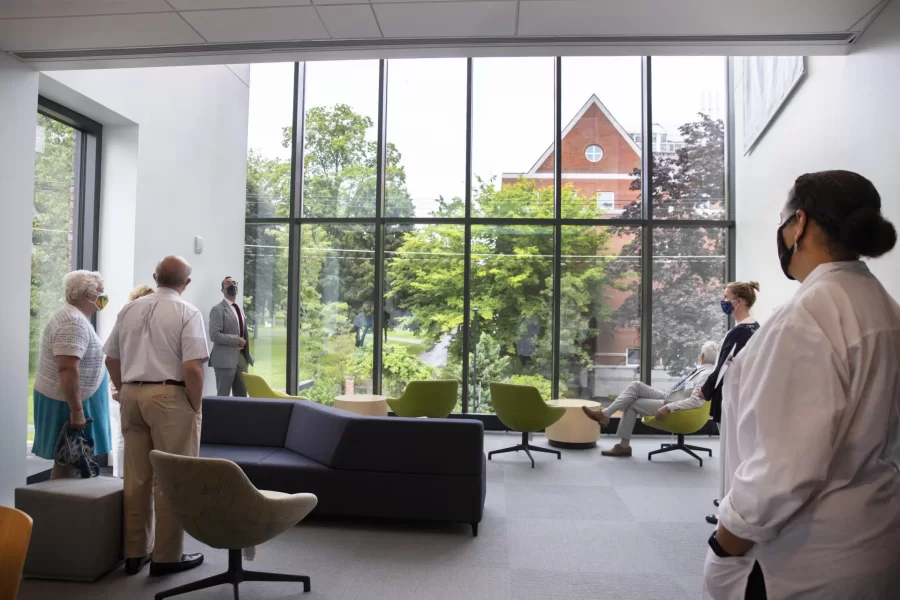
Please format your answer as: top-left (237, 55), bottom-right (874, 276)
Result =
top-left (703, 170), bottom-right (900, 599)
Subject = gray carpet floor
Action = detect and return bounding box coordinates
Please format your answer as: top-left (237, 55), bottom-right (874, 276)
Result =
top-left (19, 432), bottom-right (719, 600)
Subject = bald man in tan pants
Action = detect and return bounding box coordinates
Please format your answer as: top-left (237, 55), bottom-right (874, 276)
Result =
top-left (104, 256), bottom-right (209, 577)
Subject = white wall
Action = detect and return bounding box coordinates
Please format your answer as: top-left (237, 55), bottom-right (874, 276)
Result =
top-left (735, 1), bottom-right (900, 320)
top-left (0, 67), bottom-right (39, 505)
top-left (97, 124), bottom-right (139, 339)
top-left (47, 66), bottom-right (250, 394)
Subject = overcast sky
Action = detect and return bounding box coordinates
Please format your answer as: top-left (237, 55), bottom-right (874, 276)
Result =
top-left (247, 57), bottom-right (725, 217)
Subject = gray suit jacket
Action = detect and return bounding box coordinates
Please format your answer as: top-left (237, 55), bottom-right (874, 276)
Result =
top-left (209, 299), bottom-right (254, 369)
top-left (664, 363), bottom-right (715, 412)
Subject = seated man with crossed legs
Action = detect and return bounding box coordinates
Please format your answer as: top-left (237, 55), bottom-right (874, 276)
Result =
top-left (582, 341), bottom-right (719, 457)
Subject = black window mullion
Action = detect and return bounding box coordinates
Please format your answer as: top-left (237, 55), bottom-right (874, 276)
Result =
top-left (551, 57), bottom-right (563, 401)
top-left (372, 59), bottom-right (388, 395)
top-left (725, 56), bottom-right (737, 300)
top-left (285, 61), bottom-right (305, 394)
top-left (461, 57), bottom-right (474, 414)
top-left (82, 131), bottom-right (101, 272)
top-left (71, 130), bottom-right (85, 271)
top-left (640, 56), bottom-right (654, 386)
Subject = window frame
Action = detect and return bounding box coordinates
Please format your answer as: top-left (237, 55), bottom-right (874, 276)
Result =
top-left (29, 98), bottom-right (103, 482)
top-left (37, 96), bottom-right (103, 274)
top-left (244, 56), bottom-right (736, 414)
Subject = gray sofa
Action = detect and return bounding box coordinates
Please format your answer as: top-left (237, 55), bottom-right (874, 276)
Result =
top-left (199, 396), bottom-right (487, 535)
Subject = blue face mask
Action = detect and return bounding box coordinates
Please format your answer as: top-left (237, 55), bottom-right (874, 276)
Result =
top-left (720, 300), bottom-right (735, 316)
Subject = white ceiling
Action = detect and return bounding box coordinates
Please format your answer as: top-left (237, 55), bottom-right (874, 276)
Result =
top-left (0, 0), bottom-right (890, 68)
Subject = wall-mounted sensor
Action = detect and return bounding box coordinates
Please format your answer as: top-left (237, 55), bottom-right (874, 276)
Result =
top-left (194, 236), bottom-right (204, 254)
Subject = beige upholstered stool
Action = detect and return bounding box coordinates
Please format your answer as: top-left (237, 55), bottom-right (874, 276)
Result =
top-left (545, 399), bottom-right (602, 449)
top-left (15, 477), bottom-right (123, 581)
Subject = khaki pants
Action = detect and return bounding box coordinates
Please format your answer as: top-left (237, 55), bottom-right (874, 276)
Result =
top-left (121, 383), bottom-right (201, 562)
top-left (604, 381), bottom-right (668, 441)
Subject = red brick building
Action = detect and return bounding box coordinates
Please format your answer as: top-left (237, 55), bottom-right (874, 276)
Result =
top-left (503, 95), bottom-right (645, 394)
top-left (502, 94), bottom-right (641, 215)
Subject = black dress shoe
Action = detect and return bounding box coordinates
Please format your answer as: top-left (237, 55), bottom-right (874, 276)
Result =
top-left (149, 553), bottom-right (204, 577)
top-left (125, 556), bottom-right (151, 575)
top-left (713, 499), bottom-right (720, 507)
top-left (706, 514), bottom-right (719, 525)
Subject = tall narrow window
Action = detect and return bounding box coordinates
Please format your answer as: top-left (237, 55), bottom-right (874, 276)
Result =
top-left (28, 101), bottom-right (101, 460)
top-left (244, 63), bottom-right (295, 391)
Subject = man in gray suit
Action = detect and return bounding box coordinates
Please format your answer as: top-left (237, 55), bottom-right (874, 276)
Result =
top-left (582, 341), bottom-right (719, 457)
top-left (208, 276), bottom-right (254, 396)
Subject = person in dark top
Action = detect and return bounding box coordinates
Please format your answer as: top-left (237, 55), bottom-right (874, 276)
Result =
top-left (703, 280), bottom-right (761, 525)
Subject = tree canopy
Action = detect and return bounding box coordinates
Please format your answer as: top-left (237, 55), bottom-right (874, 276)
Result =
top-left (613, 113), bottom-right (728, 376)
top-left (244, 103), bottom-right (728, 406)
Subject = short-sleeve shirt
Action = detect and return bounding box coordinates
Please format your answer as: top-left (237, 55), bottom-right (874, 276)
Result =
top-left (103, 287), bottom-right (209, 382)
top-left (34, 303), bottom-right (106, 401)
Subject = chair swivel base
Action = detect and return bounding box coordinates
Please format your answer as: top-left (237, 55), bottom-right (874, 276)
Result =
top-left (647, 433), bottom-right (712, 467)
top-left (155, 549), bottom-right (310, 600)
top-left (488, 432), bottom-right (561, 468)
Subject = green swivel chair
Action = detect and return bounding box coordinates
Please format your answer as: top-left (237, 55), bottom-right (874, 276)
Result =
top-left (642, 400), bottom-right (713, 466)
top-left (488, 383), bottom-right (566, 468)
top-left (387, 380), bottom-right (458, 418)
top-left (243, 373), bottom-right (308, 401)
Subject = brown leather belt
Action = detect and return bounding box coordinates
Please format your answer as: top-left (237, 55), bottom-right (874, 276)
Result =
top-left (126, 380), bottom-right (186, 387)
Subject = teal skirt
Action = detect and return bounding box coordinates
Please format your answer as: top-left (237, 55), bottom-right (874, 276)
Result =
top-left (32, 372), bottom-right (112, 460)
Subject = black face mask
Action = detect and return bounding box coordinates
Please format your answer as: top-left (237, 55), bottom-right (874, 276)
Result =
top-left (776, 218), bottom-right (799, 281)
top-left (226, 284), bottom-right (238, 297)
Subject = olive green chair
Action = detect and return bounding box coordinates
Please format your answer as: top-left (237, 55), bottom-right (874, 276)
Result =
top-left (642, 400), bottom-right (713, 467)
top-left (243, 373), bottom-right (308, 401)
top-left (488, 383), bottom-right (566, 468)
top-left (386, 380), bottom-right (458, 418)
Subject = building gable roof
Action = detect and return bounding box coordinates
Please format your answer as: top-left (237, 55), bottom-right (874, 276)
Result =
top-left (526, 94), bottom-right (642, 175)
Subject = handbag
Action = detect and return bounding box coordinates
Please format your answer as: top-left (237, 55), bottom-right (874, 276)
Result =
top-left (54, 419), bottom-right (100, 478)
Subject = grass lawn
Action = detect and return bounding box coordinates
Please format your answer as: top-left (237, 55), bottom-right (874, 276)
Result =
top-left (250, 326), bottom-right (431, 393)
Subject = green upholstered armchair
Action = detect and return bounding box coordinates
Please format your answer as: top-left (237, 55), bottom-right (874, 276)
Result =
top-left (386, 380), bottom-right (458, 418)
top-left (243, 373), bottom-right (308, 401)
top-left (641, 400), bottom-right (713, 466)
top-left (488, 383), bottom-right (566, 468)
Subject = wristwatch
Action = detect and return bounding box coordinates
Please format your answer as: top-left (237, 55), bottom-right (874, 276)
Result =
top-left (708, 531), bottom-right (737, 558)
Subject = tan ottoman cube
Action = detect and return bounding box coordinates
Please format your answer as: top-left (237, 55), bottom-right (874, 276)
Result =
top-left (15, 476), bottom-right (124, 581)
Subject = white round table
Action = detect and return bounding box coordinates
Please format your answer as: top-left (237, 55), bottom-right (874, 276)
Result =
top-left (333, 394), bottom-right (389, 417)
top-left (545, 399), bottom-right (602, 449)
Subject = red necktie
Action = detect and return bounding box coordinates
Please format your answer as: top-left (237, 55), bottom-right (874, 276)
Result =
top-left (233, 303), bottom-right (244, 338)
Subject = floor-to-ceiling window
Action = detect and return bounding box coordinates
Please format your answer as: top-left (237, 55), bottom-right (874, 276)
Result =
top-left (28, 99), bottom-right (101, 456)
top-left (243, 57), bottom-right (733, 415)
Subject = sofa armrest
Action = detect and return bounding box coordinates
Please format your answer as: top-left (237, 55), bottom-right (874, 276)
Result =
top-left (201, 396), bottom-right (296, 447)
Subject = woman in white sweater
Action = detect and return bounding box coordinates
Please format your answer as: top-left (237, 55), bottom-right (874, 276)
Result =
top-left (32, 270), bottom-right (112, 478)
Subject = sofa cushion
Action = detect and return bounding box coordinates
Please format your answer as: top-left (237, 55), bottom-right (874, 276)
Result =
top-left (200, 443), bottom-right (278, 465)
top-left (201, 396), bottom-right (295, 447)
top-left (258, 448), bottom-right (327, 470)
top-left (284, 400), bottom-right (355, 466)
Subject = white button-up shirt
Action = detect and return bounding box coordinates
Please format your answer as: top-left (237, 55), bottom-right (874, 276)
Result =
top-left (709, 261), bottom-right (900, 599)
top-left (103, 287), bottom-right (209, 383)
top-left (230, 302), bottom-right (245, 337)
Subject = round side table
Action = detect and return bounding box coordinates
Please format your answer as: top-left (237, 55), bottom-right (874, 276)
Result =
top-left (333, 394), bottom-right (389, 417)
top-left (545, 399), bottom-right (602, 449)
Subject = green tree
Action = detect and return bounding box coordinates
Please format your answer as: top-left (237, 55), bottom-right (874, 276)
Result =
top-left (31, 115), bottom-right (76, 375)
top-left (390, 177), bottom-right (620, 404)
top-left (244, 150), bottom-right (291, 341)
top-left (613, 113), bottom-right (728, 376)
